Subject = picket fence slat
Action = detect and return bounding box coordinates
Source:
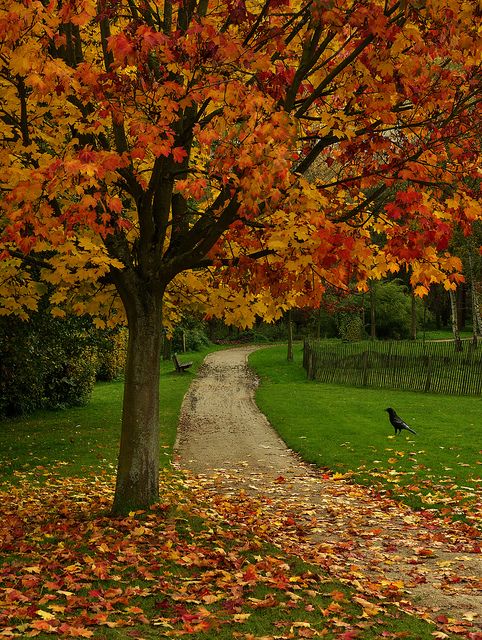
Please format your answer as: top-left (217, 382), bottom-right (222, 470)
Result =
top-left (303, 339), bottom-right (482, 396)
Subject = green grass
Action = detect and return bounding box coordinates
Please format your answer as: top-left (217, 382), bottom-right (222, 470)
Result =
top-left (249, 344), bottom-right (481, 525)
top-left (0, 342), bottom-right (467, 639)
top-left (416, 328), bottom-right (474, 341)
top-left (0, 346), bottom-right (222, 482)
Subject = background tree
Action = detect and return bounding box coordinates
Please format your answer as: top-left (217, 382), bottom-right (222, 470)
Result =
top-left (1, 0), bottom-right (481, 513)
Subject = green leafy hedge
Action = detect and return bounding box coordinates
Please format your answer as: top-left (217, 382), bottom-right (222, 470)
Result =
top-left (0, 314), bottom-right (126, 418)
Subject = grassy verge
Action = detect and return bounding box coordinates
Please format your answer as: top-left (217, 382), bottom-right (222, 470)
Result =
top-left (0, 342), bottom-right (469, 639)
top-left (0, 346), bottom-right (222, 482)
top-left (249, 344), bottom-right (481, 526)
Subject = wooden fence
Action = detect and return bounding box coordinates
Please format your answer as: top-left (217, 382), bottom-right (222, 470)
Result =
top-left (303, 339), bottom-right (482, 395)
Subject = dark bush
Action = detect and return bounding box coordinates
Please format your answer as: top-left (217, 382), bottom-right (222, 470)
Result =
top-left (0, 320), bottom-right (44, 416)
top-left (0, 312), bottom-right (109, 417)
top-left (366, 281), bottom-right (423, 339)
top-left (338, 313), bottom-right (365, 341)
top-left (172, 317), bottom-right (211, 352)
top-left (95, 328), bottom-right (128, 381)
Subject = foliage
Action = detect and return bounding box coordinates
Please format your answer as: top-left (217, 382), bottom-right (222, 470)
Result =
top-left (0, 313), bottom-right (98, 417)
top-left (231, 322), bottom-right (290, 343)
top-left (171, 317), bottom-right (211, 353)
top-left (1, 469), bottom-right (472, 640)
top-left (0, 317), bottom-right (44, 417)
top-left (1, 0), bottom-right (481, 510)
top-left (210, 317), bottom-right (296, 344)
top-left (367, 280), bottom-right (422, 339)
top-left (95, 327), bottom-right (128, 381)
top-left (337, 314), bottom-right (366, 342)
top-left (305, 308), bottom-right (339, 340)
top-left (1, 0), bottom-right (481, 324)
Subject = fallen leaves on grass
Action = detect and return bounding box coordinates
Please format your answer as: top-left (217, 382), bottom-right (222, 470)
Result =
top-left (0, 466), bottom-right (480, 639)
top-left (353, 449), bottom-right (481, 528)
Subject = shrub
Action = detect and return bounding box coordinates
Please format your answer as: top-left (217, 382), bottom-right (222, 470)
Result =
top-left (172, 317), bottom-right (211, 352)
top-left (367, 280), bottom-right (419, 339)
top-left (43, 345), bottom-right (98, 409)
top-left (96, 328), bottom-right (128, 381)
top-left (0, 312), bottom-right (117, 418)
top-left (338, 313), bottom-right (365, 341)
top-left (0, 320), bottom-right (44, 416)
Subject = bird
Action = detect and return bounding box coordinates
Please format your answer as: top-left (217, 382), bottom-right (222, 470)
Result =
top-left (385, 407), bottom-right (417, 435)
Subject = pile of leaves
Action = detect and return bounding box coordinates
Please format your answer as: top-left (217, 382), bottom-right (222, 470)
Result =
top-left (0, 467), bottom-right (480, 639)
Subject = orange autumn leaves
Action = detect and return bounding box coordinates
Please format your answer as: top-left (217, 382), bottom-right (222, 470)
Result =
top-left (0, 0), bottom-right (481, 326)
top-left (0, 466), bottom-right (480, 639)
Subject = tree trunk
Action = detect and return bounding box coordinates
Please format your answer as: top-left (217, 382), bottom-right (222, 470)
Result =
top-left (287, 309), bottom-right (293, 361)
top-left (449, 289), bottom-right (463, 352)
top-left (369, 280), bottom-right (376, 340)
top-left (468, 252), bottom-right (482, 338)
top-left (457, 284), bottom-right (466, 330)
top-left (410, 290), bottom-right (417, 340)
top-left (112, 292), bottom-right (164, 515)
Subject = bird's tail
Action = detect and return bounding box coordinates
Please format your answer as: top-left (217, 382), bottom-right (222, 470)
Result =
top-left (406, 426), bottom-right (417, 434)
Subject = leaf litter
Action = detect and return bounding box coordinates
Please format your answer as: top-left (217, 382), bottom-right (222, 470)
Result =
top-left (0, 347), bottom-right (480, 639)
top-left (175, 347), bottom-right (482, 638)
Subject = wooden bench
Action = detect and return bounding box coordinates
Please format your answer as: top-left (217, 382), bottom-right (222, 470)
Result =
top-left (172, 353), bottom-right (193, 373)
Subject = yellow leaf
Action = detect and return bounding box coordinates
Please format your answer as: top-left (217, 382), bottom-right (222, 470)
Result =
top-left (24, 566), bottom-right (42, 574)
top-left (36, 610), bottom-right (56, 621)
top-left (48, 605), bottom-right (66, 613)
top-left (51, 307), bottom-right (66, 318)
top-left (233, 613), bottom-right (251, 622)
top-left (413, 285), bottom-right (428, 297)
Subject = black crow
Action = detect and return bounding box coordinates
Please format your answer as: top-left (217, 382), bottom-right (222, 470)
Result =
top-left (385, 407), bottom-right (417, 435)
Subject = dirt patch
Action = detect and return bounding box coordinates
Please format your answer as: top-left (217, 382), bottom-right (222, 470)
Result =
top-left (175, 346), bottom-right (482, 634)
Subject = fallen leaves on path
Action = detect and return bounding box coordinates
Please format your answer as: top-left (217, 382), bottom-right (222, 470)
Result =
top-left (0, 466), bottom-right (480, 639)
top-left (181, 467), bottom-right (481, 637)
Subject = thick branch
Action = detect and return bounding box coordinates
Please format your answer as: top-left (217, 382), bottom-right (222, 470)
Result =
top-left (295, 33), bottom-right (376, 118)
top-left (191, 248), bottom-right (275, 270)
top-left (165, 188), bottom-right (242, 274)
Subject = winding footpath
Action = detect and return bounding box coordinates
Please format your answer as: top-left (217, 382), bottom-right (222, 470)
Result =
top-left (175, 346), bottom-right (482, 635)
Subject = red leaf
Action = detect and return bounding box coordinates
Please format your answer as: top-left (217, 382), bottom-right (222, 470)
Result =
top-left (172, 146), bottom-right (188, 163)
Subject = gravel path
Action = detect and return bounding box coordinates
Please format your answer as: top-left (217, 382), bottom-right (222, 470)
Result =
top-left (174, 346), bottom-right (482, 634)
top-left (175, 346), bottom-right (303, 478)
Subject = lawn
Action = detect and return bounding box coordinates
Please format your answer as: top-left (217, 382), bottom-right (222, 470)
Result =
top-left (0, 342), bottom-right (474, 640)
top-left (0, 346), bottom-right (221, 483)
top-left (249, 343), bottom-right (481, 527)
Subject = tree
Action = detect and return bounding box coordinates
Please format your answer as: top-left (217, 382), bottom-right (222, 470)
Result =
top-left (450, 224), bottom-right (482, 339)
top-left (1, 0), bottom-right (481, 513)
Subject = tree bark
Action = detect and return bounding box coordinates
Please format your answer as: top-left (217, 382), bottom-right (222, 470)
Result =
top-left (369, 280), bottom-right (376, 340)
top-left (449, 289), bottom-right (463, 352)
top-left (287, 309), bottom-right (293, 361)
top-left (410, 290), bottom-right (417, 340)
top-left (468, 252), bottom-right (482, 338)
top-left (111, 285), bottom-right (164, 515)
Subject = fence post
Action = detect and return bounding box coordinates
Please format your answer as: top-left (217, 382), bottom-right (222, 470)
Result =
top-left (307, 351), bottom-right (313, 380)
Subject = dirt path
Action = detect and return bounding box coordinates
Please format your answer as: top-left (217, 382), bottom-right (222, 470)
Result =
top-left (175, 346), bottom-right (482, 634)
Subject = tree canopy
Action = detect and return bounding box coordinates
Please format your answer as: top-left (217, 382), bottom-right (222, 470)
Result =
top-left (1, 0), bottom-right (481, 511)
top-left (1, 0), bottom-right (480, 325)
